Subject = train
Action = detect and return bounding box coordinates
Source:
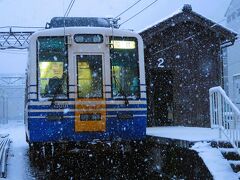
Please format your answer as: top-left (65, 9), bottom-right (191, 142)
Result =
top-left (24, 17), bottom-right (147, 154)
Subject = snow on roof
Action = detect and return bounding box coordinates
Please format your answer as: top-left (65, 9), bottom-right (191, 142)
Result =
top-left (219, 25), bottom-right (239, 36)
top-left (48, 17), bottom-right (116, 28)
top-left (139, 4), bottom-right (237, 41)
top-left (138, 8), bottom-right (181, 33)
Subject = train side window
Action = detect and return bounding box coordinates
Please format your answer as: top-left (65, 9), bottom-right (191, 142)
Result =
top-left (77, 55), bottom-right (103, 98)
top-left (37, 36), bottom-right (68, 99)
top-left (110, 37), bottom-right (140, 99)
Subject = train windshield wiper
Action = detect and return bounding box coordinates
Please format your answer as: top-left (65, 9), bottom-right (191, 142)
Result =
top-left (51, 89), bottom-right (59, 106)
top-left (120, 88), bottom-right (129, 106)
top-left (49, 78), bottom-right (63, 106)
top-left (113, 75), bottom-right (129, 106)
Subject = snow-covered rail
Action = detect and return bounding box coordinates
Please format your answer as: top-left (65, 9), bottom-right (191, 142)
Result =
top-left (209, 86), bottom-right (240, 155)
top-left (0, 135), bottom-right (10, 178)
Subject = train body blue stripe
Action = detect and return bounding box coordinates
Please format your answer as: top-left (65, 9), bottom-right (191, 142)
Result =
top-left (28, 105), bottom-right (75, 110)
top-left (28, 112), bottom-right (75, 117)
top-left (106, 104), bottom-right (147, 108)
top-left (28, 104), bottom-right (147, 110)
top-left (27, 117), bottom-right (146, 142)
top-left (28, 92), bottom-right (37, 94)
top-left (28, 110), bottom-right (147, 117)
top-left (28, 99), bottom-right (38, 102)
top-left (106, 98), bottom-right (147, 101)
top-left (106, 111), bottom-right (147, 115)
top-left (26, 99), bottom-right (147, 142)
top-left (28, 99), bottom-right (77, 102)
top-left (27, 98), bottom-right (146, 102)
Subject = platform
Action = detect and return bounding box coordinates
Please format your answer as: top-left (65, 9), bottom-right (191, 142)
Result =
top-left (146, 126), bottom-right (224, 142)
top-left (146, 126), bottom-right (238, 180)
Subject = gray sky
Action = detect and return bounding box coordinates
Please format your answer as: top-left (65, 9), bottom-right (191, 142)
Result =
top-left (0, 0), bottom-right (232, 73)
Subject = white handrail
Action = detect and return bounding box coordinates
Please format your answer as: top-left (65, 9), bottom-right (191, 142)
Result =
top-left (209, 86), bottom-right (240, 155)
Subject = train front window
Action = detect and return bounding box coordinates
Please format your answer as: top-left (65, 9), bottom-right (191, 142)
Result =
top-left (37, 37), bottom-right (68, 98)
top-left (110, 37), bottom-right (140, 99)
top-left (77, 55), bottom-right (103, 98)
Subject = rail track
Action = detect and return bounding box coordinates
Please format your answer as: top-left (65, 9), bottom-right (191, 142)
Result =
top-left (0, 134), bottom-right (10, 178)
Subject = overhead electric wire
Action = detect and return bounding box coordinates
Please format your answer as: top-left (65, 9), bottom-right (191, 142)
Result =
top-left (114, 0), bottom-right (144, 19)
top-left (119, 0), bottom-right (159, 26)
top-left (64, 0), bottom-right (75, 17)
top-left (64, 0), bottom-right (72, 17)
top-left (64, 0), bottom-right (76, 17)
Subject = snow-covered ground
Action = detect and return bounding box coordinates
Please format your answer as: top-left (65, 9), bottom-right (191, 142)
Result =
top-left (192, 142), bottom-right (239, 180)
top-left (147, 126), bottom-right (238, 180)
top-left (147, 126), bottom-right (225, 141)
top-left (1, 124), bottom-right (239, 179)
top-left (0, 122), bottom-right (35, 180)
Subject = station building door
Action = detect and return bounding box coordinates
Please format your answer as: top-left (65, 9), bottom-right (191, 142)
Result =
top-left (152, 70), bottom-right (174, 126)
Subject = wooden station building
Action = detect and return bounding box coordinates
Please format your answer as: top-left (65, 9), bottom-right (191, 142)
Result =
top-left (140, 5), bottom-right (237, 127)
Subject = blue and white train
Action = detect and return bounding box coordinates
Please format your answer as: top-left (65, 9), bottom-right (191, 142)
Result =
top-left (24, 17), bottom-right (147, 152)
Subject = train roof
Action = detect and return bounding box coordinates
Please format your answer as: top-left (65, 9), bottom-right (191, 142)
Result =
top-left (47, 17), bottom-right (119, 29)
top-left (30, 26), bottom-right (141, 40)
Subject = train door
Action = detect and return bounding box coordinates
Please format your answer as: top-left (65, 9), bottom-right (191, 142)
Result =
top-left (74, 54), bottom-right (106, 132)
top-left (152, 70), bottom-right (173, 126)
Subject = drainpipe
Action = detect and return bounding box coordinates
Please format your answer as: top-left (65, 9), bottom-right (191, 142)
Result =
top-left (219, 37), bottom-right (237, 88)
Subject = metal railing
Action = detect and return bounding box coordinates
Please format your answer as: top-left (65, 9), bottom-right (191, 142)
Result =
top-left (0, 135), bottom-right (10, 178)
top-left (209, 86), bottom-right (240, 155)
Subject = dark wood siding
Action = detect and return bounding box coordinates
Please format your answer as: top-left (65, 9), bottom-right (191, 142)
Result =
top-left (141, 21), bottom-right (225, 127)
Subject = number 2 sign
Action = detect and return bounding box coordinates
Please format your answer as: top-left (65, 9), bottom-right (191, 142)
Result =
top-left (157, 58), bottom-right (165, 68)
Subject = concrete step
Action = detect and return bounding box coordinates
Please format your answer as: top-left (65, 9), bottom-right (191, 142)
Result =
top-left (211, 141), bottom-right (233, 148)
top-left (218, 148), bottom-right (240, 173)
top-left (228, 160), bottom-right (240, 173)
top-left (219, 148), bottom-right (237, 153)
top-left (222, 151), bottom-right (240, 161)
top-left (212, 142), bottom-right (240, 173)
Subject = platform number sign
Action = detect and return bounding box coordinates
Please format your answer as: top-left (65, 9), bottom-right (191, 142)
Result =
top-left (157, 58), bottom-right (165, 68)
